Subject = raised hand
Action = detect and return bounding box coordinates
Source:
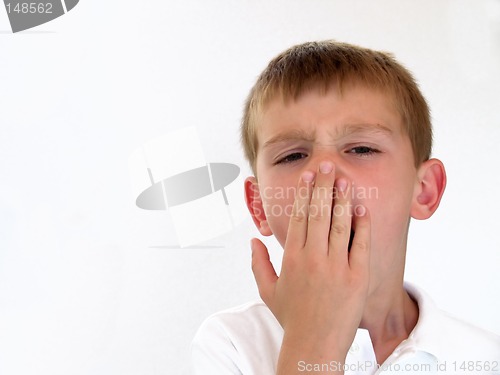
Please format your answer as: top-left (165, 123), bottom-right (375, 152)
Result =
top-left (251, 161), bottom-right (371, 374)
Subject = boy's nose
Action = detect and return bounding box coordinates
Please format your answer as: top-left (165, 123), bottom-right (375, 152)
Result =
top-left (307, 156), bottom-right (346, 181)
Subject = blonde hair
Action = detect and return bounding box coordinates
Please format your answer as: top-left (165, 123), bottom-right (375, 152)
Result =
top-left (240, 40), bottom-right (432, 176)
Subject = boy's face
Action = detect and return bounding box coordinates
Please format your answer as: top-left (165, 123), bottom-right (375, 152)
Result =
top-left (246, 84), bottom-right (426, 284)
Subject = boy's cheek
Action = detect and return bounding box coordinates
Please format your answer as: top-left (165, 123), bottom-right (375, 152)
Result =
top-left (259, 197), bottom-right (295, 245)
top-left (351, 180), bottom-right (381, 200)
top-left (262, 197), bottom-right (295, 221)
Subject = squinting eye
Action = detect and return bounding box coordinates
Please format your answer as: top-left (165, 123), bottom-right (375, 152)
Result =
top-left (276, 152), bottom-right (307, 165)
top-left (348, 146), bottom-right (380, 156)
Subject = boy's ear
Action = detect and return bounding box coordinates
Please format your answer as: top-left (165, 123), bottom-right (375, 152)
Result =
top-left (410, 158), bottom-right (447, 220)
top-left (244, 177), bottom-right (273, 236)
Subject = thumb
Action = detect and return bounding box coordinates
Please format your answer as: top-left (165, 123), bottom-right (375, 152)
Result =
top-left (250, 238), bottom-right (278, 305)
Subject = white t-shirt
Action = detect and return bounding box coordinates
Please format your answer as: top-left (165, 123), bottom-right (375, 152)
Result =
top-left (187, 283), bottom-right (500, 374)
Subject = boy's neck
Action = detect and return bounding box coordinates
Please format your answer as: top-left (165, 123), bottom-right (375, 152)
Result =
top-left (360, 280), bottom-right (419, 366)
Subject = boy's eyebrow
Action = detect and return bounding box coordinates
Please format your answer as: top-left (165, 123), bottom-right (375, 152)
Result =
top-left (262, 129), bottom-right (316, 149)
top-left (337, 123), bottom-right (393, 138)
top-left (262, 123), bottom-right (393, 149)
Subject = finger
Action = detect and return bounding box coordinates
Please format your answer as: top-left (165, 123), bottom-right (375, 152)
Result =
top-left (251, 238), bottom-right (278, 305)
top-left (306, 161), bottom-right (336, 253)
top-left (348, 205), bottom-right (371, 273)
top-left (285, 170), bottom-right (315, 251)
top-left (328, 178), bottom-right (352, 261)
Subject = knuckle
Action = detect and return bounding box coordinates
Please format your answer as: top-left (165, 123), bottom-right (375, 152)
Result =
top-left (353, 239), bottom-right (369, 252)
top-left (330, 222), bottom-right (348, 236)
top-left (290, 212), bottom-right (307, 224)
top-left (308, 212), bottom-right (323, 223)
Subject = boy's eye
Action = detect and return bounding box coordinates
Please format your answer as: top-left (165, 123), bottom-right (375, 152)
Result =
top-left (347, 146), bottom-right (380, 156)
top-left (276, 152), bottom-right (307, 165)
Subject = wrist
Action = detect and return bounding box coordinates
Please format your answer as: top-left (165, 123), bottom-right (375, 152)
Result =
top-left (276, 331), bottom-right (348, 375)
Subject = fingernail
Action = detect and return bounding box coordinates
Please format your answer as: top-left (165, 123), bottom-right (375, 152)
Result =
top-left (355, 205), bottom-right (366, 216)
top-left (301, 171), bottom-right (315, 182)
top-left (319, 161), bottom-right (333, 174)
top-left (337, 178), bottom-right (347, 192)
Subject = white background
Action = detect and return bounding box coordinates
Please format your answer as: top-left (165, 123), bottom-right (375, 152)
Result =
top-left (1, 1), bottom-right (499, 374)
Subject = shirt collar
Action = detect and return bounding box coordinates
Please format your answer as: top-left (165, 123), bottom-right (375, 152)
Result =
top-left (400, 282), bottom-right (444, 357)
top-left (344, 283), bottom-right (444, 373)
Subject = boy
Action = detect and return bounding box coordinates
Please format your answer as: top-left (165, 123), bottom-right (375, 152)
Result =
top-left (188, 41), bottom-right (500, 374)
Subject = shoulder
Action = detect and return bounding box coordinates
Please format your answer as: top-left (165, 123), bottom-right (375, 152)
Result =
top-left (194, 300), bottom-right (281, 342)
top-left (188, 301), bottom-right (282, 374)
top-left (432, 309), bottom-right (500, 358)
top-left (406, 283), bottom-right (500, 363)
